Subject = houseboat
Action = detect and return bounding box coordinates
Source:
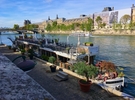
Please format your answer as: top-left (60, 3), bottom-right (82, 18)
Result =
top-left (14, 34), bottom-right (99, 69)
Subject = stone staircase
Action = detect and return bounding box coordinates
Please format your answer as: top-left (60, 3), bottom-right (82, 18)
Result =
top-left (54, 71), bottom-right (68, 82)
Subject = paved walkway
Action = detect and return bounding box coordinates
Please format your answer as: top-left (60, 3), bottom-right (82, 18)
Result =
top-left (0, 45), bottom-right (125, 100)
top-left (0, 45), bottom-right (55, 100)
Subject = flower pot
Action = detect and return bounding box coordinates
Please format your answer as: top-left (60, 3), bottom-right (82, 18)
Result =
top-left (50, 65), bottom-right (56, 72)
top-left (13, 48), bottom-right (16, 52)
top-left (8, 45), bottom-right (11, 49)
top-left (29, 55), bottom-right (33, 60)
top-left (79, 79), bottom-right (92, 92)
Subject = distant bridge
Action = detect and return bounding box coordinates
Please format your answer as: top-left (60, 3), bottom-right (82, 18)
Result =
top-left (0, 29), bottom-right (39, 34)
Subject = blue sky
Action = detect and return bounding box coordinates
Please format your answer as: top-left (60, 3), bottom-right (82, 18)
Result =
top-left (0, 0), bottom-right (134, 28)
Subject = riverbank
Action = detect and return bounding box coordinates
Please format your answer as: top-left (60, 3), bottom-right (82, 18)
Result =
top-left (92, 29), bottom-right (135, 35)
top-left (0, 45), bottom-right (126, 100)
top-left (41, 29), bottom-right (135, 35)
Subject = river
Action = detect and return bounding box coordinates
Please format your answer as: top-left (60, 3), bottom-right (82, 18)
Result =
top-left (0, 32), bottom-right (135, 97)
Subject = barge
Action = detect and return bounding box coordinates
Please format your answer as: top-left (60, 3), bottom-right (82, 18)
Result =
top-left (15, 34), bottom-right (99, 69)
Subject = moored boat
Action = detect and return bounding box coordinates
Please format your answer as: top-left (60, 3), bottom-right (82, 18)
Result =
top-left (95, 60), bottom-right (125, 91)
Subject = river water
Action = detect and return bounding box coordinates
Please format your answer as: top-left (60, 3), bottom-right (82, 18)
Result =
top-left (0, 32), bottom-right (135, 97)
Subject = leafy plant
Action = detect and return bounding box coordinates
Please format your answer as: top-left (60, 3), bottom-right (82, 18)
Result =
top-left (73, 61), bottom-right (98, 82)
top-left (21, 49), bottom-right (25, 53)
top-left (117, 66), bottom-right (125, 77)
top-left (21, 49), bottom-right (25, 55)
top-left (28, 49), bottom-right (34, 55)
top-left (48, 56), bottom-right (56, 64)
top-left (41, 55), bottom-right (49, 61)
top-left (85, 42), bottom-right (93, 46)
top-left (55, 38), bottom-right (59, 43)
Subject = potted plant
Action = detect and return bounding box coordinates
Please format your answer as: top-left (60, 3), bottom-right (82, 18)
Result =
top-left (28, 49), bottom-right (34, 60)
top-left (84, 42), bottom-right (93, 46)
top-left (7, 45), bottom-right (12, 49)
top-left (48, 56), bottom-right (57, 72)
top-left (54, 38), bottom-right (59, 45)
top-left (21, 49), bottom-right (25, 55)
top-left (66, 47), bottom-right (70, 53)
top-left (73, 61), bottom-right (98, 92)
top-left (41, 54), bottom-right (49, 61)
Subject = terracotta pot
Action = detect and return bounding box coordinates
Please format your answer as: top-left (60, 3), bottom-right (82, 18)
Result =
top-left (79, 79), bottom-right (92, 92)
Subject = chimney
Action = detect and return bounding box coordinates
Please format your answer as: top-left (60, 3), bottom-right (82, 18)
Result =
top-left (112, 7), bottom-right (114, 11)
top-left (56, 14), bottom-right (58, 19)
top-left (132, 4), bottom-right (134, 7)
top-left (48, 16), bottom-right (50, 20)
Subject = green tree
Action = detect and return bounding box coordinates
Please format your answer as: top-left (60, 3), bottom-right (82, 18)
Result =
top-left (115, 23), bottom-right (122, 29)
top-left (46, 23), bottom-right (52, 31)
top-left (13, 24), bottom-right (19, 30)
top-left (102, 23), bottom-right (106, 28)
top-left (71, 23), bottom-right (75, 30)
top-left (96, 16), bottom-right (102, 29)
top-left (120, 14), bottom-right (131, 29)
top-left (128, 21), bottom-right (135, 30)
top-left (52, 21), bottom-right (57, 27)
top-left (112, 21), bottom-right (117, 30)
top-left (80, 23), bottom-right (85, 31)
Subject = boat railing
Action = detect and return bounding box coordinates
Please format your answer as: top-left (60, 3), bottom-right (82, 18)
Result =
top-left (17, 38), bottom-right (77, 53)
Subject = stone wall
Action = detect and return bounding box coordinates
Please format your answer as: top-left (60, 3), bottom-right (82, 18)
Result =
top-left (41, 29), bottom-right (135, 35)
top-left (92, 29), bottom-right (135, 35)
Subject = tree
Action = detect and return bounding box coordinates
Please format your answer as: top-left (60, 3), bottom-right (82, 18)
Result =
top-left (96, 16), bottom-right (102, 29)
top-left (102, 23), bottom-right (106, 28)
top-left (46, 23), bottom-right (51, 31)
top-left (86, 18), bottom-right (94, 31)
top-left (128, 21), bottom-right (135, 30)
top-left (120, 14), bottom-right (131, 29)
top-left (80, 24), bottom-right (85, 31)
top-left (13, 24), bottom-right (19, 30)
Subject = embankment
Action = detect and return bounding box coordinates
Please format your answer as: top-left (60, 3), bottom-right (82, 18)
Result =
top-left (43, 30), bottom-right (135, 35)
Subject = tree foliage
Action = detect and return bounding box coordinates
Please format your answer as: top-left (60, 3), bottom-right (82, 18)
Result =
top-left (44, 18), bottom-right (94, 32)
top-left (23, 24), bottom-right (38, 30)
top-left (96, 16), bottom-right (102, 29)
top-left (120, 14), bottom-right (131, 29)
top-left (13, 24), bottom-right (19, 29)
top-left (120, 14), bottom-right (131, 25)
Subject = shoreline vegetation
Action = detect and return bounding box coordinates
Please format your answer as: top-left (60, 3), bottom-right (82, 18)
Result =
top-left (38, 29), bottom-right (135, 35)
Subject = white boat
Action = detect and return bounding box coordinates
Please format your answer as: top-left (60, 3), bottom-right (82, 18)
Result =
top-left (95, 60), bottom-right (125, 91)
top-left (71, 32), bottom-right (92, 37)
top-left (104, 77), bottom-right (124, 89)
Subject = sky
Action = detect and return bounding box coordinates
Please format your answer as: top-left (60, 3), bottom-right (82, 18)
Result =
top-left (0, 0), bottom-right (135, 28)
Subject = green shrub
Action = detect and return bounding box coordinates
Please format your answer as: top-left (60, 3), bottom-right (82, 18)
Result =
top-left (48, 56), bottom-right (56, 64)
top-left (41, 55), bottom-right (49, 61)
top-left (73, 61), bottom-right (98, 82)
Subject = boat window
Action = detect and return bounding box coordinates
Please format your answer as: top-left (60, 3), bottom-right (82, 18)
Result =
top-left (106, 80), bottom-right (123, 84)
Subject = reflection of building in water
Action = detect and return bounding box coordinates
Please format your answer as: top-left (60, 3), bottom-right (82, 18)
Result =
top-left (109, 11), bottom-right (118, 24)
top-left (38, 4), bottom-right (135, 31)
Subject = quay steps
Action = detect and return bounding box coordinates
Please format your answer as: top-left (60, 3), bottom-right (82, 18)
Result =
top-left (54, 71), bottom-right (68, 82)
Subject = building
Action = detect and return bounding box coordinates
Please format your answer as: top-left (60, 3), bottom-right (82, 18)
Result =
top-left (24, 20), bottom-right (31, 26)
top-left (38, 4), bottom-right (135, 31)
top-left (131, 4), bottom-right (135, 22)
